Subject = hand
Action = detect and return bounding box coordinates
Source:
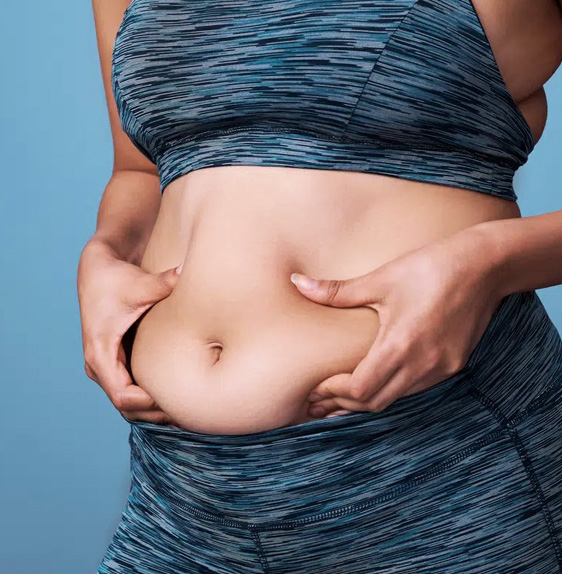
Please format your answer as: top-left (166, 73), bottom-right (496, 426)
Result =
top-left (77, 238), bottom-right (183, 425)
top-left (291, 227), bottom-right (504, 418)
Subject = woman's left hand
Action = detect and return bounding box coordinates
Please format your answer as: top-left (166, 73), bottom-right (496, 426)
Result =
top-left (290, 225), bottom-right (506, 418)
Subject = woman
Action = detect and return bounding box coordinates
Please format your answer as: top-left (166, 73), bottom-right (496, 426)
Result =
top-left (81, 0), bottom-right (562, 571)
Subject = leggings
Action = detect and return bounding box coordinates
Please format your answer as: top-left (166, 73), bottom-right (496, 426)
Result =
top-left (98, 290), bottom-right (562, 573)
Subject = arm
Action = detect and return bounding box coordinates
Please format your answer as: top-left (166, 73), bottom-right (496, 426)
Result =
top-left (77, 0), bottom-right (180, 425)
top-left (89, 0), bottom-right (161, 265)
top-left (462, 5), bottom-right (562, 297)
top-left (468, 208), bottom-right (562, 297)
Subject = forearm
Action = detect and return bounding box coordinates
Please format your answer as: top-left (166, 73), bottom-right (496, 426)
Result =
top-left (469, 208), bottom-right (562, 297)
top-left (91, 169), bottom-right (161, 265)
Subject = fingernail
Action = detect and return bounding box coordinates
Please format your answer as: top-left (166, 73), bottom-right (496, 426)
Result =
top-left (290, 273), bottom-right (318, 290)
top-left (326, 410), bottom-right (351, 418)
top-left (310, 406), bottom-right (327, 417)
top-left (175, 262), bottom-right (184, 274)
top-left (309, 392), bottom-right (323, 402)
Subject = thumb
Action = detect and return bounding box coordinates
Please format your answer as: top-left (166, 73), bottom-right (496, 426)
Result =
top-left (141, 263), bottom-right (183, 306)
top-left (290, 271), bottom-right (381, 308)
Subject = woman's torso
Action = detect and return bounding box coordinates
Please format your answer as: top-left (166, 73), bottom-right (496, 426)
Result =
top-left (126, 0), bottom-right (562, 434)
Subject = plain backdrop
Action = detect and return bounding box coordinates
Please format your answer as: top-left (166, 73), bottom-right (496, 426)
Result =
top-left (1, 2), bottom-right (561, 573)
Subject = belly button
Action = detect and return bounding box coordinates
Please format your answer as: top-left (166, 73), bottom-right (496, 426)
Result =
top-left (207, 342), bottom-right (223, 365)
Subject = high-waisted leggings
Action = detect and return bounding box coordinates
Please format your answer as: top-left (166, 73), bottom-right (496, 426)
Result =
top-left (98, 289), bottom-right (562, 573)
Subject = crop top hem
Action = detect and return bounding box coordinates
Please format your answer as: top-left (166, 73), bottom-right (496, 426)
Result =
top-left (155, 127), bottom-right (518, 201)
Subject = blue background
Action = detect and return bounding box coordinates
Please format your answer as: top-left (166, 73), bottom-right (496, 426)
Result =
top-left (1, 3), bottom-right (561, 573)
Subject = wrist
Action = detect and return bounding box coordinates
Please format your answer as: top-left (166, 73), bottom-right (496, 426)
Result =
top-left (456, 219), bottom-right (514, 302)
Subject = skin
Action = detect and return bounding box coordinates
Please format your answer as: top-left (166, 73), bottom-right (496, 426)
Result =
top-left (80, 0), bottom-right (562, 433)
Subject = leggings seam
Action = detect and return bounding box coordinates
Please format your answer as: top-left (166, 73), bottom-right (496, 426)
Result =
top-left (509, 377), bottom-right (562, 427)
top-left (468, 371), bottom-right (561, 429)
top-left (249, 529), bottom-right (272, 574)
top-left (469, 387), bottom-right (562, 570)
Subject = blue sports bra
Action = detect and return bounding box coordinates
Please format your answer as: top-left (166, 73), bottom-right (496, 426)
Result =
top-left (111, 0), bottom-right (536, 200)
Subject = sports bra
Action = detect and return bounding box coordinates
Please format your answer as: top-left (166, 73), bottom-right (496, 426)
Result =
top-left (111, 0), bottom-right (536, 200)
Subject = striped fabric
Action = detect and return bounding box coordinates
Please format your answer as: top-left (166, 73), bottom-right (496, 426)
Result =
top-left (98, 290), bottom-right (562, 572)
top-left (111, 0), bottom-right (535, 199)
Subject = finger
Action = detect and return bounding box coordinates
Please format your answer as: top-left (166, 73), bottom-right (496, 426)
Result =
top-left (290, 267), bottom-right (388, 309)
top-left (325, 409), bottom-right (353, 418)
top-left (344, 330), bottom-right (404, 403)
top-left (313, 368), bottom-right (414, 415)
top-left (95, 353), bottom-right (159, 412)
top-left (307, 373), bottom-right (353, 402)
top-left (306, 323), bottom-right (392, 404)
top-left (365, 367), bottom-right (418, 412)
top-left (120, 409), bottom-right (173, 425)
top-left (309, 398), bottom-right (360, 417)
top-left (309, 398), bottom-right (342, 417)
top-left (86, 340), bottom-right (129, 393)
top-left (138, 266), bottom-right (182, 307)
top-left (308, 333), bottom-right (400, 404)
top-left (167, 422), bottom-right (184, 430)
top-left (116, 385), bottom-right (160, 411)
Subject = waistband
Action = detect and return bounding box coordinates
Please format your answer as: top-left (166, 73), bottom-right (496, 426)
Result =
top-left (124, 289), bottom-right (562, 525)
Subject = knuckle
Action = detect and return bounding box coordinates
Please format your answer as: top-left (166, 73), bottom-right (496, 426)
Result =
top-left (84, 361), bottom-right (95, 380)
top-left (83, 344), bottom-right (95, 366)
top-left (157, 271), bottom-right (173, 292)
top-left (349, 381), bottom-right (370, 401)
top-left (423, 347), bottom-right (442, 372)
top-left (84, 335), bottom-right (107, 358)
top-left (370, 399), bottom-right (387, 413)
top-left (442, 352), bottom-right (467, 376)
top-left (112, 393), bottom-right (125, 410)
top-left (85, 360), bottom-right (97, 375)
top-left (441, 353), bottom-right (467, 377)
top-left (386, 334), bottom-right (410, 359)
top-left (325, 280), bottom-right (342, 305)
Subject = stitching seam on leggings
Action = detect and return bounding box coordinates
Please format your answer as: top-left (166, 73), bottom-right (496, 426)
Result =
top-left (249, 529), bottom-right (272, 574)
top-left (509, 378), bottom-right (562, 428)
top-left (468, 375), bottom-right (561, 429)
top-left (159, 426), bottom-right (504, 530)
top-left (469, 387), bottom-right (562, 570)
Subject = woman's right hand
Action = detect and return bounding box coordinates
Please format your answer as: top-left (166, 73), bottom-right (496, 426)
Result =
top-left (77, 237), bottom-right (182, 425)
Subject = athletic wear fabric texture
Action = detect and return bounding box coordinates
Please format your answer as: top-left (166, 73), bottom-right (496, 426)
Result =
top-left (98, 289), bottom-right (562, 573)
top-left (111, 0), bottom-right (536, 199)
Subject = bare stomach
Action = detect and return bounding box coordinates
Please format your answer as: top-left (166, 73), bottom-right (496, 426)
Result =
top-left (129, 165), bottom-right (521, 435)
